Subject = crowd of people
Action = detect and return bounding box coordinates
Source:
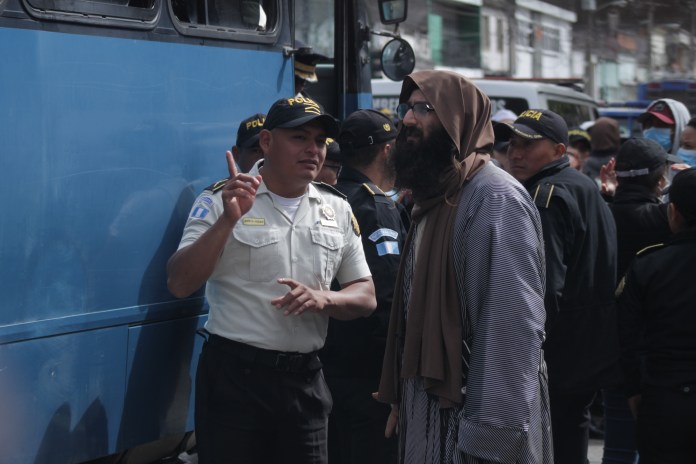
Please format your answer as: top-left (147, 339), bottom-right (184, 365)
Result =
top-left (166, 54), bottom-right (696, 464)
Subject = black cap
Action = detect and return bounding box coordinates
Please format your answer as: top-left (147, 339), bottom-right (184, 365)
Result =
top-left (264, 96), bottom-right (339, 138)
top-left (669, 167), bottom-right (696, 224)
top-left (494, 109), bottom-right (569, 146)
top-left (568, 128), bottom-right (591, 145)
top-left (294, 41), bottom-right (329, 84)
top-left (637, 100), bottom-right (675, 125)
top-left (338, 109), bottom-right (397, 153)
top-left (615, 137), bottom-right (667, 178)
top-left (325, 139), bottom-right (342, 161)
top-left (236, 113), bottom-right (266, 148)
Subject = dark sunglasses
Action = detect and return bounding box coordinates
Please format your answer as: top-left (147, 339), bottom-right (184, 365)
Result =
top-left (396, 102), bottom-right (435, 119)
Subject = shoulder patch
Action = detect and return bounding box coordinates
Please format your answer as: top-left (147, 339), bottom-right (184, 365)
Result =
top-left (204, 177), bottom-right (229, 193)
top-left (532, 182), bottom-right (555, 209)
top-left (313, 181), bottom-right (347, 200)
top-left (635, 243), bottom-right (665, 257)
top-left (351, 213), bottom-right (361, 236)
top-left (361, 182), bottom-right (386, 197)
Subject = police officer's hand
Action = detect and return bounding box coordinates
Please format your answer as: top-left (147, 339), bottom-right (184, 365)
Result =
top-left (222, 151), bottom-right (261, 225)
top-left (271, 278), bottom-right (328, 316)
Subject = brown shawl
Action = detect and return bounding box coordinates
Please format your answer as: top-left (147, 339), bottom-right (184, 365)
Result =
top-left (377, 70), bottom-right (494, 408)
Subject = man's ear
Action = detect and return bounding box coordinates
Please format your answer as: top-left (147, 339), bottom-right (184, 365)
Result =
top-left (259, 129), bottom-right (272, 152)
top-left (555, 143), bottom-right (567, 159)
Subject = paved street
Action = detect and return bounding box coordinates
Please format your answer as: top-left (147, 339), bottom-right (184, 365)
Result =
top-left (589, 438), bottom-right (603, 464)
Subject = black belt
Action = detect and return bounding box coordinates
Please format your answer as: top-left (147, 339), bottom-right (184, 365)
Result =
top-left (208, 334), bottom-right (321, 373)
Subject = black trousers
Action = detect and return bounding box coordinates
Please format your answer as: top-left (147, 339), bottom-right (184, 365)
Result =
top-left (636, 385), bottom-right (696, 464)
top-left (195, 338), bottom-right (332, 464)
top-left (549, 389), bottom-right (597, 464)
top-left (326, 376), bottom-right (397, 464)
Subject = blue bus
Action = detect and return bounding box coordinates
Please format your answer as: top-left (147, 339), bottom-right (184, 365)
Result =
top-left (0, 0), bottom-right (410, 461)
top-left (637, 79), bottom-right (696, 116)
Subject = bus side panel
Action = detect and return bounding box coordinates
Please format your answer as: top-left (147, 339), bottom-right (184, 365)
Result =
top-left (0, 327), bottom-right (129, 463)
top-left (0, 27), bottom-right (293, 327)
top-left (119, 315), bottom-right (207, 450)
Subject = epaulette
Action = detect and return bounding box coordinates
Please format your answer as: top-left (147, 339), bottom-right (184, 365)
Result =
top-left (531, 182), bottom-right (555, 209)
top-left (313, 181), bottom-right (347, 200)
top-left (361, 182), bottom-right (387, 196)
top-left (635, 242), bottom-right (665, 257)
top-left (204, 177), bottom-right (229, 193)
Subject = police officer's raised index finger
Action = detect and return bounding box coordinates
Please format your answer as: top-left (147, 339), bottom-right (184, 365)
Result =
top-left (226, 150), bottom-right (238, 179)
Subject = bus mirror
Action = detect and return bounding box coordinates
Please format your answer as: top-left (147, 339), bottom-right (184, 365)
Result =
top-left (378, 0), bottom-right (407, 25)
top-left (380, 38), bottom-right (415, 81)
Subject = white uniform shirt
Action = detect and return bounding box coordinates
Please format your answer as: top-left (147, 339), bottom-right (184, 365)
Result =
top-left (178, 164), bottom-right (371, 352)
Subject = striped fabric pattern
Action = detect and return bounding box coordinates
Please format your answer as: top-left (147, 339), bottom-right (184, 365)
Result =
top-left (398, 163), bottom-right (553, 464)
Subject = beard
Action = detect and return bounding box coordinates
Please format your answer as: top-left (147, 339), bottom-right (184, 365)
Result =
top-left (391, 124), bottom-right (458, 201)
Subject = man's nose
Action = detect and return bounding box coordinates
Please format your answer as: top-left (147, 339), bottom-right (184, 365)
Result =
top-left (402, 109), bottom-right (417, 126)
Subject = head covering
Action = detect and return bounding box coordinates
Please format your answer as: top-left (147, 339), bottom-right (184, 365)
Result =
top-left (236, 113), bottom-right (266, 148)
top-left (294, 41), bottom-right (328, 84)
top-left (669, 167), bottom-right (696, 225)
top-left (398, 70), bottom-right (494, 163)
top-left (568, 128), bottom-right (591, 146)
top-left (491, 108), bottom-right (517, 123)
top-left (588, 117), bottom-right (621, 152)
top-left (640, 99), bottom-right (691, 156)
top-left (325, 139), bottom-right (342, 162)
top-left (494, 109), bottom-right (569, 146)
top-left (614, 137), bottom-right (667, 178)
top-left (379, 70), bottom-right (492, 409)
top-left (264, 96), bottom-right (339, 138)
top-left (638, 100), bottom-right (675, 125)
top-left (338, 109), bottom-right (396, 153)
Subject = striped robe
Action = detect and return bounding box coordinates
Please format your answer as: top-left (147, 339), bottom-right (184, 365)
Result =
top-left (399, 162), bottom-right (553, 464)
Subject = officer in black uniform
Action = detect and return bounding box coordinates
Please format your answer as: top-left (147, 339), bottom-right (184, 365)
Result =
top-left (496, 109), bottom-right (620, 464)
top-left (617, 167), bottom-right (696, 464)
top-left (322, 109), bottom-right (409, 464)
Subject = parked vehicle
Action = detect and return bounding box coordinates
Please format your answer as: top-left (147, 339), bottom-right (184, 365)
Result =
top-left (372, 77), bottom-right (598, 128)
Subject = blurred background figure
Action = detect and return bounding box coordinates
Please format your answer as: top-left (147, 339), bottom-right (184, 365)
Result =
top-left (567, 128), bottom-right (592, 171)
top-left (294, 40), bottom-right (329, 97)
top-left (230, 113), bottom-right (265, 173)
top-left (676, 116), bottom-right (696, 167)
top-left (315, 139), bottom-right (342, 185)
top-left (583, 117), bottom-right (621, 184)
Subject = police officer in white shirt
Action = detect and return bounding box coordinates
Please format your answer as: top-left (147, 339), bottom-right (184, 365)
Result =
top-left (167, 96), bottom-right (376, 464)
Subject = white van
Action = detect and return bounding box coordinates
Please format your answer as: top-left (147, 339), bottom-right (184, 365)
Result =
top-left (371, 78), bottom-right (598, 129)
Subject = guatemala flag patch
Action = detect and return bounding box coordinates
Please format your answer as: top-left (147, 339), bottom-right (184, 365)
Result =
top-left (191, 206), bottom-right (209, 219)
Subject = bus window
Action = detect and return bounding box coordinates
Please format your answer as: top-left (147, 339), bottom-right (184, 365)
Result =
top-left (170, 0), bottom-right (279, 42)
top-left (24, 0), bottom-right (159, 25)
top-left (294, 0), bottom-right (335, 60)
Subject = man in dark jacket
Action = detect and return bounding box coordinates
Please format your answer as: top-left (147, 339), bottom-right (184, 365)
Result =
top-left (496, 109), bottom-right (620, 464)
top-left (617, 167), bottom-right (696, 463)
top-left (600, 137), bottom-right (672, 463)
top-left (582, 117), bottom-right (621, 184)
top-left (322, 109), bottom-right (409, 464)
top-left (610, 137), bottom-right (672, 278)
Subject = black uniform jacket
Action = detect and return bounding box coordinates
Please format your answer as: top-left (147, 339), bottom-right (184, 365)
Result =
top-left (609, 184), bottom-right (671, 280)
top-left (524, 156), bottom-right (621, 392)
top-left (322, 167), bottom-right (410, 378)
top-left (617, 231), bottom-right (696, 397)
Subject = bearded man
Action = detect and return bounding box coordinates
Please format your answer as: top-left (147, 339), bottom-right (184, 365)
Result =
top-left (375, 70), bottom-right (553, 464)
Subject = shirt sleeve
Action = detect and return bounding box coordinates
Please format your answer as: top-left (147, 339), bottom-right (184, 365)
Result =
top-left (177, 191), bottom-right (223, 250)
top-left (334, 202), bottom-right (372, 285)
top-left (458, 190), bottom-right (546, 462)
